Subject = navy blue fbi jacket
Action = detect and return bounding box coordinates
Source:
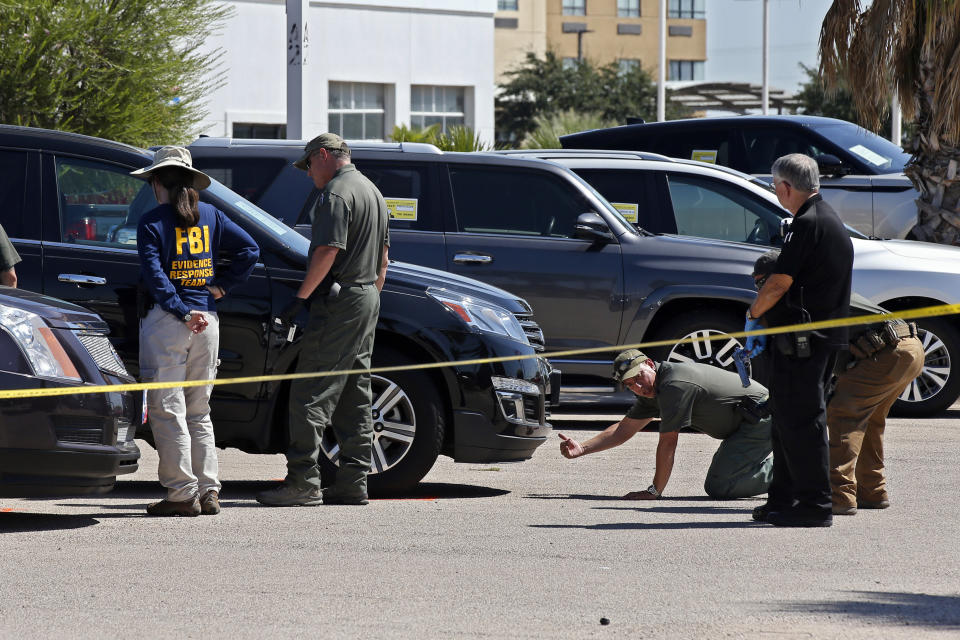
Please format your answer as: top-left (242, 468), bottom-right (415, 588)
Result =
top-left (137, 201), bottom-right (260, 320)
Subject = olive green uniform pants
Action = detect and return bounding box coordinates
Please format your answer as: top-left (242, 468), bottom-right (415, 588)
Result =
top-left (703, 417), bottom-right (774, 499)
top-left (286, 284), bottom-right (380, 495)
top-left (827, 336), bottom-right (924, 509)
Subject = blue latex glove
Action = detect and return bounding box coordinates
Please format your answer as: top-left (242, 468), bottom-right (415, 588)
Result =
top-left (744, 317), bottom-right (767, 357)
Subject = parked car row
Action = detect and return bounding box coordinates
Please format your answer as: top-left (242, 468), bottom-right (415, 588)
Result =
top-left (189, 136), bottom-right (960, 417)
top-left (0, 125), bottom-right (555, 494)
top-left (1, 114), bottom-right (953, 497)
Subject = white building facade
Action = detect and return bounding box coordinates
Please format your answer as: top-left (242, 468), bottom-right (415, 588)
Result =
top-left (198, 0), bottom-right (496, 143)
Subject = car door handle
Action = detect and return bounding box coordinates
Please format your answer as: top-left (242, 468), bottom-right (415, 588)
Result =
top-left (59, 274), bottom-right (107, 286)
top-left (453, 253), bottom-right (493, 265)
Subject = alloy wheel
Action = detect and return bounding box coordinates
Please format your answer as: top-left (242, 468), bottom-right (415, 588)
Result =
top-left (666, 329), bottom-right (744, 371)
top-left (320, 373), bottom-right (417, 474)
top-left (899, 327), bottom-right (951, 404)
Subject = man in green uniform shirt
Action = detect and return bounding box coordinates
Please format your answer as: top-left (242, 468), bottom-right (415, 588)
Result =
top-left (559, 349), bottom-right (773, 500)
top-left (257, 133), bottom-right (390, 507)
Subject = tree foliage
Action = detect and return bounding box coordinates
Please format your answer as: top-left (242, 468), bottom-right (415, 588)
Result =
top-left (820, 0), bottom-right (960, 244)
top-left (389, 124), bottom-right (494, 151)
top-left (0, 0), bottom-right (233, 147)
top-left (521, 110), bottom-right (617, 149)
top-left (495, 51), bottom-right (685, 145)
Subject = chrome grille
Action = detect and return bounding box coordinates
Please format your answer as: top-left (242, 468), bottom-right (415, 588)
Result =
top-left (515, 314), bottom-right (545, 352)
top-left (74, 333), bottom-right (129, 378)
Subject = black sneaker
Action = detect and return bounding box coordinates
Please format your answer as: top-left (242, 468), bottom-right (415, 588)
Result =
top-left (767, 509), bottom-right (832, 528)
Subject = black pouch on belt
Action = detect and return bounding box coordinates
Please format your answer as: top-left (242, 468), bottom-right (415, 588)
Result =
top-left (737, 396), bottom-right (771, 424)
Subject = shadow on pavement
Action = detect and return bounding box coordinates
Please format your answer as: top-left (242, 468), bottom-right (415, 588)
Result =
top-left (593, 505), bottom-right (751, 515)
top-left (61, 480), bottom-right (509, 510)
top-left (530, 521), bottom-right (765, 530)
top-left (0, 512), bottom-right (101, 532)
top-left (777, 591), bottom-right (960, 628)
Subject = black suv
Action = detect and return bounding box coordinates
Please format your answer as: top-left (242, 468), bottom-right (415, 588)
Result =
top-left (0, 125), bottom-right (553, 492)
top-left (560, 115), bottom-right (919, 240)
top-left (189, 138), bottom-right (771, 392)
top-left (0, 287), bottom-right (140, 496)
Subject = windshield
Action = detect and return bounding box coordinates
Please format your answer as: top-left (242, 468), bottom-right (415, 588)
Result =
top-left (811, 123), bottom-right (910, 173)
top-left (204, 179), bottom-right (310, 255)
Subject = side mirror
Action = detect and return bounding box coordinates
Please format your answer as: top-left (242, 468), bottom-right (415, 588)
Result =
top-left (814, 153), bottom-right (850, 177)
top-left (574, 212), bottom-right (615, 243)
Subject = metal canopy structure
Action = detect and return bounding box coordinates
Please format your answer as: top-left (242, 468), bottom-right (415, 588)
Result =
top-left (667, 82), bottom-right (801, 115)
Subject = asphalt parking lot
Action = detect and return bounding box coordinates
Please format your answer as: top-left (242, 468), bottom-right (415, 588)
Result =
top-left (2, 401), bottom-right (959, 639)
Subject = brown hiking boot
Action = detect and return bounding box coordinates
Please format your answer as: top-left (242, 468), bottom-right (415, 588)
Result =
top-left (146, 496), bottom-right (201, 517)
top-left (200, 490), bottom-right (220, 515)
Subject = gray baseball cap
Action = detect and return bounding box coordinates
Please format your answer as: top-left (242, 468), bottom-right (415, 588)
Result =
top-left (293, 133), bottom-right (351, 170)
top-left (612, 349), bottom-right (651, 382)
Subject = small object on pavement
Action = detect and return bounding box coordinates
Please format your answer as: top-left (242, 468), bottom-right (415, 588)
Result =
top-left (600, 617), bottom-right (610, 626)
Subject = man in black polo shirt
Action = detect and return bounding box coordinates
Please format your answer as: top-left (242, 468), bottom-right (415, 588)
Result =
top-left (743, 153), bottom-right (853, 527)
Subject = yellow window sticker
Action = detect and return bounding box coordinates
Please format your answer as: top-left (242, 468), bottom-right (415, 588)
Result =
top-left (611, 202), bottom-right (639, 224)
top-left (385, 198), bottom-right (418, 221)
top-left (691, 150), bottom-right (718, 164)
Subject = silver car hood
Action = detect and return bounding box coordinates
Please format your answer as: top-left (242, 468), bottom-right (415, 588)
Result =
top-left (851, 238), bottom-right (960, 304)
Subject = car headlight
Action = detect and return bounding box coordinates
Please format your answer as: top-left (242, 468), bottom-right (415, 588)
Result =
top-left (0, 304), bottom-right (81, 382)
top-left (427, 289), bottom-right (530, 345)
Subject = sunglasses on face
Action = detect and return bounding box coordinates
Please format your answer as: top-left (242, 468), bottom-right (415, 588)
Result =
top-left (304, 150), bottom-right (325, 169)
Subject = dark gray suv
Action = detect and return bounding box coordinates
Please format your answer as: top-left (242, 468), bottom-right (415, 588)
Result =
top-left (190, 138), bottom-right (772, 393)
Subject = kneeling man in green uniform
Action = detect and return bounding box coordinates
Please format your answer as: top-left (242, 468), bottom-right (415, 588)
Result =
top-left (559, 349), bottom-right (773, 500)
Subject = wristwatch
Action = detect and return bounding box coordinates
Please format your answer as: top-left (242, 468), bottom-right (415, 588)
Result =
top-left (183, 312), bottom-right (193, 322)
top-left (746, 308), bottom-right (760, 321)
top-left (646, 483), bottom-right (660, 498)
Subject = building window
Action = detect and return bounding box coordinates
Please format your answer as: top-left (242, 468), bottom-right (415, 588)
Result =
top-left (232, 123), bottom-right (287, 139)
top-left (669, 0), bottom-right (705, 19)
top-left (328, 82), bottom-right (386, 140)
top-left (669, 60), bottom-right (704, 80)
top-left (562, 0), bottom-right (586, 16)
top-left (618, 0), bottom-right (640, 17)
top-left (498, 0), bottom-right (518, 9)
top-left (411, 85), bottom-right (466, 133)
top-left (618, 58), bottom-right (641, 74)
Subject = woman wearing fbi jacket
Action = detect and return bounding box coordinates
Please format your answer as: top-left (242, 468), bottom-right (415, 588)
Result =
top-left (131, 146), bottom-right (259, 517)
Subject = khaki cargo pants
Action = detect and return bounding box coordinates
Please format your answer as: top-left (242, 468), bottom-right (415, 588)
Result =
top-left (285, 284), bottom-right (380, 496)
top-left (827, 336), bottom-right (924, 509)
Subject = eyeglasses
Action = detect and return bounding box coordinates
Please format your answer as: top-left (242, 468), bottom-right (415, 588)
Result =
top-left (753, 275), bottom-right (768, 290)
top-left (304, 149), bottom-right (325, 170)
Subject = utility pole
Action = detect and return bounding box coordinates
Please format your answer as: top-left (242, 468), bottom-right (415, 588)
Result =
top-left (761, 0), bottom-right (769, 114)
top-left (658, 0), bottom-right (666, 122)
top-left (286, 0), bottom-right (309, 139)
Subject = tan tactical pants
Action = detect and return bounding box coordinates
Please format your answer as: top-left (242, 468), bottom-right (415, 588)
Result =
top-left (827, 336), bottom-right (924, 509)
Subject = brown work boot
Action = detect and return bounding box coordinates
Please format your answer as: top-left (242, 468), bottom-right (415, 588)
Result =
top-left (200, 490), bottom-right (220, 515)
top-left (146, 496), bottom-right (201, 517)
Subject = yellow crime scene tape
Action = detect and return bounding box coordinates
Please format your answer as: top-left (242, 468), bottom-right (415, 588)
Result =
top-left (1, 302), bottom-right (958, 401)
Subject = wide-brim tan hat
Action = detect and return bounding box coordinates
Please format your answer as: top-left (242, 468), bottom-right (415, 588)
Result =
top-left (130, 146), bottom-right (211, 190)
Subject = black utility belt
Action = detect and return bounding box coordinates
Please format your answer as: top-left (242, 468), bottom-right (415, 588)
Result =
top-left (849, 320), bottom-right (917, 360)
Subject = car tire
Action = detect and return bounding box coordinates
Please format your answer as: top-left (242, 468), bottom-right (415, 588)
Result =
top-left (317, 347), bottom-right (445, 494)
top-left (890, 317), bottom-right (960, 417)
top-left (648, 310), bottom-right (768, 383)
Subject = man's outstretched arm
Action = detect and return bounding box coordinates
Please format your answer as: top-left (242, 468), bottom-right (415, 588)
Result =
top-left (558, 417), bottom-right (652, 459)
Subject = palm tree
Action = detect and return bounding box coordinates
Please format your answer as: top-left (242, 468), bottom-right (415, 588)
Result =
top-left (820, 1), bottom-right (960, 244)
